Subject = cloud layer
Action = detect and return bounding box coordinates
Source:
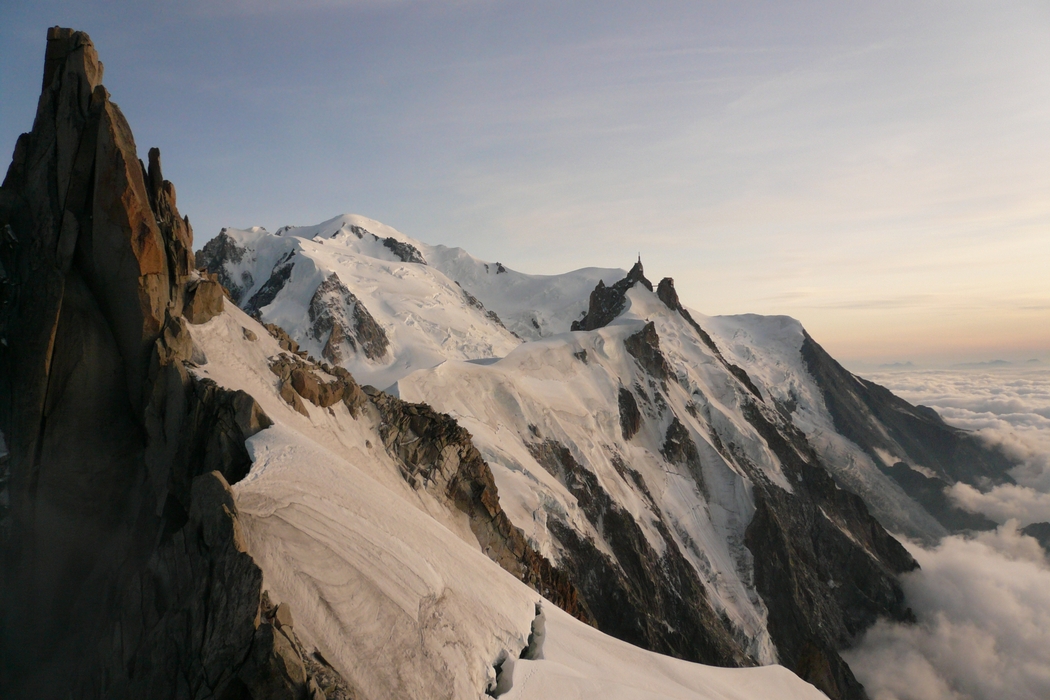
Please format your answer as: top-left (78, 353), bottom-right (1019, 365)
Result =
top-left (870, 367), bottom-right (1050, 522)
top-left (844, 524), bottom-right (1050, 700)
top-left (845, 368), bottom-right (1050, 699)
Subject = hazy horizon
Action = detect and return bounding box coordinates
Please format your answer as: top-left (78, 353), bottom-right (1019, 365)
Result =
top-left (2, 1), bottom-right (1047, 367)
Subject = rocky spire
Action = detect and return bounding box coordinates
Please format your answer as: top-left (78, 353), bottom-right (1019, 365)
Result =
top-left (571, 259), bottom-right (653, 332)
top-left (0, 28), bottom-right (290, 699)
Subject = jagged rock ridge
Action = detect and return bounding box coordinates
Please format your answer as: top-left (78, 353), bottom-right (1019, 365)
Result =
top-left (394, 263), bottom-right (926, 700)
top-left (195, 228), bottom-right (260, 305)
top-left (0, 28), bottom-right (338, 699)
top-left (571, 258), bottom-right (652, 331)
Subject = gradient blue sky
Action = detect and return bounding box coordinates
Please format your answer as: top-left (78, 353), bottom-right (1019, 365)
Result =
top-left (2, 1), bottom-right (1048, 367)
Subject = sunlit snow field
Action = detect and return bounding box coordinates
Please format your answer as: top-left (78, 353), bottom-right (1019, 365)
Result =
top-left (843, 367), bottom-right (1050, 700)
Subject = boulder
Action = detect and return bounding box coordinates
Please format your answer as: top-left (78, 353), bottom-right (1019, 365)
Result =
top-left (184, 275), bottom-right (225, 324)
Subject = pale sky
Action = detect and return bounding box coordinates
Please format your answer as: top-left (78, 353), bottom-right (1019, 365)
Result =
top-left (2, 1), bottom-right (1048, 367)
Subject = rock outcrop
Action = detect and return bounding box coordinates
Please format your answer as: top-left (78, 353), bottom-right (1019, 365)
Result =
top-left (195, 228), bottom-right (252, 304)
top-left (184, 271), bottom-right (226, 324)
top-left (267, 350), bottom-right (367, 417)
top-left (245, 251), bottom-right (295, 317)
top-left (526, 437), bottom-right (752, 668)
top-left (378, 234), bottom-right (426, 265)
top-left (624, 321), bottom-right (676, 385)
top-left (367, 390), bottom-right (590, 622)
top-left (571, 259), bottom-right (652, 331)
top-left (617, 387), bottom-right (641, 440)
top-left (799, 330), bottom-right (1016, 535)
top-left (738, 400), bottom-right (916, 700)
top-left (0, 28), bottom-right (339, 699)
top-left (306, 273), bottom-right (388, 363)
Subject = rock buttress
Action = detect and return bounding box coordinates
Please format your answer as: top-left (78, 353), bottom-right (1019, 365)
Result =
top-left (0, 28), bottom-right (327, 699)
top-left (368, 390), bottom-right (591, 623)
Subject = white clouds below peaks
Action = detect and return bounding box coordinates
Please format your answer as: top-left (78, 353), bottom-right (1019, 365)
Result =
top-left (844, 367), bottom-right (1050, 700)
top-left (869, 368), bottom-right (1050, 522)
top-left (844, 524), bottom-right (1050, 700)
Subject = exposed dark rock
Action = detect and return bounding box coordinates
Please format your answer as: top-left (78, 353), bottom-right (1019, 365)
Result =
top-left (495, 262), bottom-right (506, 274)
top-left (304, 650), bottom-right (356, 700)
top-left (1022, 522), bottom-right (1050, 554)
top-left (624, 321), bottom-right (675, 385)
top-left (660, 417), bottom-right (706, 497)
top-left (573, 349), bottom-right (588, 363)
top-left (196, 229), bottom-right (253, 304)
top-left (571, 261), bottom-right (651, 332)
top-left (617, 387), bottom-right (641, 440)
top-left (375, 234), bottom-right (426, 265)
top-left (171, 378), bottom-right (274, 493)
top-left (245, 251), bottom-right (295, 317)
top-left (307, 273), bottom-right (389, 363)
top-left (528, 438), bottom-right (752, 667)
top-left (740, 399), bottom-right (917, 700)
top-left (800, 331), bottom-right (1018, 521)
top-left (881, 462), bottom-right (996, 532)
top-left (656, 276), bottom-right (680, 309)
top-left (0, 29), bottom-right (342, 700)
top-left (369, 392), bottom-right (591, 623)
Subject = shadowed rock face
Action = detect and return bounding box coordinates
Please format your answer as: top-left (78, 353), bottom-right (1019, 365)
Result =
top-left (571, 260), bottom-right (652, 332)
top-left (195, 229), bottom-right (252, 303)
top-left (799, 331), bottom-right (1016, 534)
top-left (0, 28), bottom-right (324, 700)
top-left (557, 288), bottom-right (918, 700)
top-left (245, 251), bottom-right (295, 317)
top-left (625, 321), bottom-right (676, 385)
top-left (367, 390), bottom-right (590, 622)
top-left (617, 387), bottom-right (641, 440)
top-left (378, 234), bottom-right (426, 265)
top-left (738, 399), bottom-right (917, 700)
top-left (527, 437), bottom-right (753, 669)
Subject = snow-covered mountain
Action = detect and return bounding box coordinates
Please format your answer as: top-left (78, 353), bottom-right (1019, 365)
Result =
top-left (195, 214), bottom-right (624, 389)
top-left (198, 212), bottom-right (1018, 700)
top-left (0, 27), bottom-right (1020, 700)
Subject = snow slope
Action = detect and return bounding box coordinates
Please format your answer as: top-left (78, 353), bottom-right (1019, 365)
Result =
top-left (419, 242), bottom-right (624, 341)
top-left (279, 214), bottom-right (626, 340)
top-left (702, 313), bottom-right (947, 541)
top-left (506, 603), bottom-right (824, 700)
top-left (209, 215), bottom-right (521, 389)
top-left (199, 213), bottom-right (941, 695)
top-left (396, 286), bottom-right (792, 664)
top-left (186, 297), bottom-right (827, 700)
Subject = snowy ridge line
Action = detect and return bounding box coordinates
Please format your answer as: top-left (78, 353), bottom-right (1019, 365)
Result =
top-left (186, 295), bottom-right (828, 700)
top-left (198, 216), bottom-right (919, 696)
top-left (197, 214), bottom-right (624, 388)
top-left (397, 271), bottom-right (917, 699)
top-left (199, 211), bottom-right (1013, 700)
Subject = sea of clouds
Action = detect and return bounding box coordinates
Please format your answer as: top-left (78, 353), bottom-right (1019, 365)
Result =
top-left (842, 367), bottom-right (1050, 700)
